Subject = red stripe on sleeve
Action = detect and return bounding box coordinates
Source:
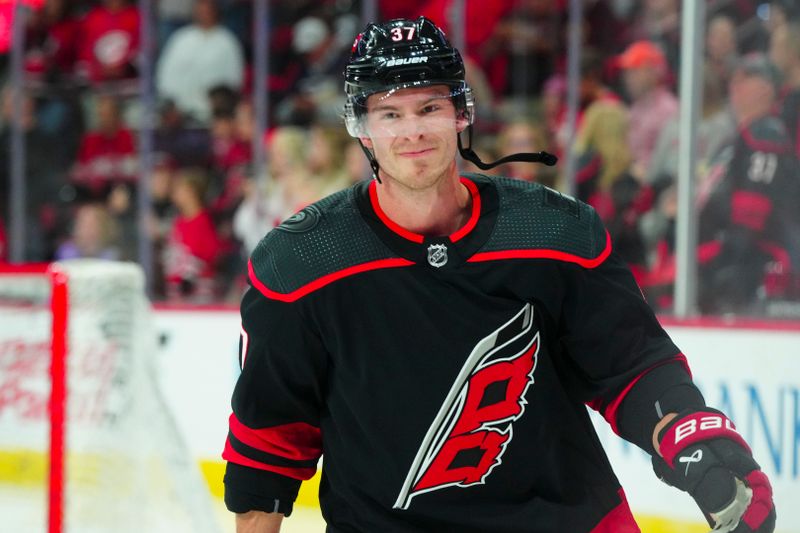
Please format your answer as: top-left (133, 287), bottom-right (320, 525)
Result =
top-left (588, 354), bottom-right (690, 435)
top-left (589, 488), bottom-right (640, 532)
top-left (228, 414), bottom-right (321, 462)
top-left (222, 437), bottom-right (317, 480)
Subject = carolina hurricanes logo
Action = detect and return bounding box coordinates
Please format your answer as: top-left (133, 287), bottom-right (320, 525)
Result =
top-left (394, 304), bottom-right (539, 510)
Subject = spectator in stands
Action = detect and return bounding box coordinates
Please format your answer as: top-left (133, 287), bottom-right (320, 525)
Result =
top-left (154, 98), bottom-right (212, 167)
top-left (207, 98), bottom-right (252, 267)
top-left (209, 107), bottom-right (248, 181)
top-left (626, 0), bottom-right (680, 76)
top-left (207, 100), bottom-right (250, 219)
top-left (696, 54), bottom-right (800, 313)
top-left (156, 0), bottom-right (194, 50)
top-left (495, 121), bottom-right (556, 187)
top-left (208, 84), bottom-right (239, 118)
top-left (274, 16), bottom-right (348, 126)
top-left (417, 0), bottom-right (513, 98)
top-left (233, 127), bottom-right (311, 255)
top-left (705, 12), bottom-right (739, 87)
top-left (23, 0), bottom-right (79, 83)
top-left (556, 49), bottom-right (620, 160)
top-left (306, 125), bottom-right (351, 196)
top-left (646, 64), bottom-right (735, 186)
top-left (573, 102), bottom-right (648, 276)
top-left (483, 0), bottom-right (564, 98)
top-left (162, 167), bottom-right (222, 303)
top-left (55, 202), bottom-right (120, 260)
top-left (0, 89), bottom-right (66, 260)
top-left (770, 20), bottom-right (800, 157)
top-left (766, 0), bottom-right (799, 33)
top-left (70, 94), bottom-right (137, 201)
top-left (145, 155), bottom-right (177, 297)
top-left (617, 40), bottom-right (678, 181)
top-left (156, 0), bottom-right (244, 123)
top-left (74, 0), bottom-right (140, 85)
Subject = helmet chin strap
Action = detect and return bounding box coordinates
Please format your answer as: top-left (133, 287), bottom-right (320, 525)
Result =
top-left (457, 125), bottom-right (558, 169)
top-left (357, 139), bottom-right (382, 183)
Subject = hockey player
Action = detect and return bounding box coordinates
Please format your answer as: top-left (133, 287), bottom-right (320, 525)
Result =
top-left (223, 17), bottom-right (775, 533)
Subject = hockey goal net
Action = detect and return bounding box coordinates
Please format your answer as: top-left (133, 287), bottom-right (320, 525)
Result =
top-left (0, 260), bottom-right (221, 533)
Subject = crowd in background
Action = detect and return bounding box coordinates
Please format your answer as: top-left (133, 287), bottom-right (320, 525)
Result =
top-left (1, 0), bottom-right (799, 316)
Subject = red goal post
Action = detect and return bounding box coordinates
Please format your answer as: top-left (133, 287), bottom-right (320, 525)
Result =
top-left (0, 260), bottom-right (221, 533)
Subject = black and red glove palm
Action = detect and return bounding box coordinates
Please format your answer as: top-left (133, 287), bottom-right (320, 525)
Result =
top-left (652, 409), bottom-right (775, 532)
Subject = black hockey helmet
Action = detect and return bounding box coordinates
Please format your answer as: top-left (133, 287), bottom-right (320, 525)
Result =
top-left (344, 17), bottom-right (556, 179)
top-left (343, 17), bottom-right (474, 137)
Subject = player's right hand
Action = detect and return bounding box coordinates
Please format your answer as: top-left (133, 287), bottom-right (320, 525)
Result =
top-left (651, 409), bottom-right (776, 532)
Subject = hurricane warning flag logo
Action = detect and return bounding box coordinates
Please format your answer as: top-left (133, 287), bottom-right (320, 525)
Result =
top-left (394, 304), bottom-right (539, 509)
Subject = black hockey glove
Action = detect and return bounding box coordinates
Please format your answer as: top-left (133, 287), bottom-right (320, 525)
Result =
top-left (652, 409), bottom-right (775, 532)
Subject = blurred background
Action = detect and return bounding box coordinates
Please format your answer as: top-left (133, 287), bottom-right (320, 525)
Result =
top-left (2, 2), bottom-right (800, 532)
top-left (1, 0), bottom-right (800, 317)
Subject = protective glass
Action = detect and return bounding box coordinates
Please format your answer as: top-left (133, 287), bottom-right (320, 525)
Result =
top-left (345, 83), bottom-right (474, 138)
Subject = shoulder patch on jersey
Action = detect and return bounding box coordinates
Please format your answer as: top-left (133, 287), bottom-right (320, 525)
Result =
top-left (276, 205), bottom-right (321, 233)
top-left (249, 187), bottom-right (406, 302)
top-left (472, 177), bottom-right (610, 267)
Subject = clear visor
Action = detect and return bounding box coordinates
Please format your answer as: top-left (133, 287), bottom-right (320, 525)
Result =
top-left (344, 83), bottom-right (474, 138)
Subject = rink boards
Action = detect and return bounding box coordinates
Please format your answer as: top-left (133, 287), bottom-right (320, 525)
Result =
top-left (2, 308), bottom-right (798, 532)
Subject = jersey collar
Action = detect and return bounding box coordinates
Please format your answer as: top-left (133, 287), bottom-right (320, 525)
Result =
top-left (356, 175), bottom-right (499, 269)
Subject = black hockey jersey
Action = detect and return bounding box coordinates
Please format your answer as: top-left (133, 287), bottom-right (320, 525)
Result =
top-left (223, 174), bottom-right (687, 533)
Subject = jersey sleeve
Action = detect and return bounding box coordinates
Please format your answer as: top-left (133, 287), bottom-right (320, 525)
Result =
top-left (556, 214), bottom-right (690, 438)
top-left (222, 285), bottom-right (327, 515)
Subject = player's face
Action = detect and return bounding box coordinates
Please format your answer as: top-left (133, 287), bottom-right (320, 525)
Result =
top-left (360, 85), bottom-right (467, 190)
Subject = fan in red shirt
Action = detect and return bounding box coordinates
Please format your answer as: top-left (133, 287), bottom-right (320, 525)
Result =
top-left (23, 0), bottom-right (80, 82)
top-left (75, 0), bottom-right (140, 83)
top-left (162, 168), bottom-right (222, 302)
top-left (71, 94), bottom-right (137, 200)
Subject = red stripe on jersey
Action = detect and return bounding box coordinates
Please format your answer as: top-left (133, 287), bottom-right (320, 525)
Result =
top-left (369, 180), bottom-right (425, 243)
top-left (222, 437), bottom-right (317, 480)
top-left (450, 178), bottom-right (482, 242)
top-left (731, 190), bottom-right (772, 232)
top-left (228, 414), bottom-right (321, 462)
top-left (740, 126), bottom-right (791, 153)
top-left (590, 354), bottom-right (690, 435)
top-left (589, 489), bottom-right (640, 532)
top-left (248, 257), bottom-right (414, 302)
top-left (467, 230), bottom-right (612, 268)
top-left (698, 240), bottom-right (722, 264)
